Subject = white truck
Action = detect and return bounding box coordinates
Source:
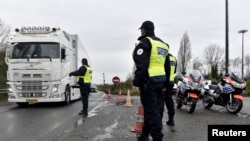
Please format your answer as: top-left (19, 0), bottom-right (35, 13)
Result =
top-left (5, 26), bottom-right (90, 106)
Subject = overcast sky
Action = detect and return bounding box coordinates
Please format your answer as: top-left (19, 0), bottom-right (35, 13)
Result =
top-left (1, 0), bottom-right (250, 84)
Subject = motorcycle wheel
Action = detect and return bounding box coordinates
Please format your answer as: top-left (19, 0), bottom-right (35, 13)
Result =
top-left (201, 96), bottom-right (213, 109)
top-left (226, 99), bottom-right (243, 114)
top-left (176, 92), bottom-right (183, 109)
top-left (186, 98), bottom-right (197, 114)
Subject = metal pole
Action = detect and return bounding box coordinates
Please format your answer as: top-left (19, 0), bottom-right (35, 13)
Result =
top-left (102, 73), bottom-right (105, 86)
top-left (225, 0), bottom-right (229, 74)
top-left (238, 29), bottom-right (248, 77)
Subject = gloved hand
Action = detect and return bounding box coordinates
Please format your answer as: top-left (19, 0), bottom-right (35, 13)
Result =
top-left (69, 73), bottom-right (72, 77)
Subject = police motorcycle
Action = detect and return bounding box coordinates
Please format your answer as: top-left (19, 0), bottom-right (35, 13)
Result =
top-left (176, 70), bottom-right (204, 113)
top-left (201, 72), bottom-right (246, 114)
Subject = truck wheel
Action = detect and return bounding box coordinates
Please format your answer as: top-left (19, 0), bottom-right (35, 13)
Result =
top-left (64, 86), bottom-right (71, 105)
top-left (16, 102), bottom-right (29, 107)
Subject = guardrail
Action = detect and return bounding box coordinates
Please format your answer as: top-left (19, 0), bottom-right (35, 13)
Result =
top-left (0, 89), bottom-right (8, 94)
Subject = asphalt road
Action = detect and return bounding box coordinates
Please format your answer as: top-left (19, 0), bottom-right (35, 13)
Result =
top-left (50, 92), bottom-right (250, 141)
top-left (0, 92), bottom-right (104, 141)
top-left (1, 91), bottom-right (250, 141)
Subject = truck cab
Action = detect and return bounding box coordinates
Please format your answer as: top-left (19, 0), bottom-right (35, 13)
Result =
top-left (5, 26), bottom-right (85, 106)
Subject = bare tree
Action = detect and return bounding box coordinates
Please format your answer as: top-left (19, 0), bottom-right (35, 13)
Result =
top-left (0, 19), bottom-right (11, 89)
top-left (245, 54), bottom-right (250, 78)
top-left (203, 44), bottom-right (224, 78)
top-left (192, 56), bottom-right (203, 71)
top-left (231, 57), bottom-right (241, 72)
top-left (218, 59), bottom-right (225, 77)
top-left (0, 19), bottom-right (11, 46)
top-left (177, 31), bottom-right (192, 72)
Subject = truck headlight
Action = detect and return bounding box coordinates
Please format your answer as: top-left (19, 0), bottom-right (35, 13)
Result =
top-left (52, 84), bottom-right (59, 92)
top-left (8, 84), bottom-right (13, 93)
top-left (8, 88), bottom-right (13, 93)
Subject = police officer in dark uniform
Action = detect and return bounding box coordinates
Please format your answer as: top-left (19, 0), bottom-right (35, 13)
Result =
top-left (133, 20), bottom-right (169, 141)
top-left (164, 53), bottom-right (177, 126)
top-left (69, 58), bottom-right (92, 117)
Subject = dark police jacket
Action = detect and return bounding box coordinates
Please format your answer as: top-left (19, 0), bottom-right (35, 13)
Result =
top-left (132, 33), bottom-right (169, 87)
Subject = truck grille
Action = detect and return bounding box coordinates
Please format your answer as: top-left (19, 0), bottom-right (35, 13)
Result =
top-left (16, 81), bottom-right (48, 98)
top-left (22, 74), bottom-right (42, 78)
top-left (22, 81), bottom-right (42, 91)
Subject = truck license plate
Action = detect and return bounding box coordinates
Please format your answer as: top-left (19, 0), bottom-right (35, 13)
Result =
top-left (26, 99), bottom-right (38, 103)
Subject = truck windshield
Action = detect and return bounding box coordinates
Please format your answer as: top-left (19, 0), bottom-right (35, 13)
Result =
top-left (10, 43), bottom-right (60, 59)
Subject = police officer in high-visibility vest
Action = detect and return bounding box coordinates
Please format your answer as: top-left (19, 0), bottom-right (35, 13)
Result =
top-left (164, 53), bottom-right (177, 127)
top-left (69, 58), bottom-right (92, 117)
top-left (133, 20), bottom-right (169, 141)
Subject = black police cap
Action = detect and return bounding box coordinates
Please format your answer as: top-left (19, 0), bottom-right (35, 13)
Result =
top-left (139, 20), bottom-right (154, 30)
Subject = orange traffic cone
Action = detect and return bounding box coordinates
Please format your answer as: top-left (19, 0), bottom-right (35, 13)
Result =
top-left (130, 105), bottom-right (144, 133)
top-left (124, 89), bottom-right (133, 107)
top-left (107, 88), bottom-right (112, 99)
top-left (116, 89), bottom-right (123, 105)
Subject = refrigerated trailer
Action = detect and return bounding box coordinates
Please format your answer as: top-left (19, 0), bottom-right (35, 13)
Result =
top-left (5, 26), bottom-right (91, 106)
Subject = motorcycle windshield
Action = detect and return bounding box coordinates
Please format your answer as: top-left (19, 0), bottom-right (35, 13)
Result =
top-left (189, 70), bottom-right (202, 83)
top-left (230, 72), bottom-right (244, 83)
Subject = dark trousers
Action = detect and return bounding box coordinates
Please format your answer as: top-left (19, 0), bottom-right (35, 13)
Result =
top-left (79, 83), bottom-right (91, 112)
top-left (164, 81), bottom-right (175, 121)
top-left (139, 82), bottom-right (165, 141)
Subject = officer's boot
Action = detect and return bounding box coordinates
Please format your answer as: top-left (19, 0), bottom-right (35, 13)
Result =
top-left (137, 134), bottom-right (149, 141)
top-left (166, 119), bottom-right (175, 126)
top-left (152, 137), bottom-right (162, 141)
top-left (82, 110), bottom-right (88, 117)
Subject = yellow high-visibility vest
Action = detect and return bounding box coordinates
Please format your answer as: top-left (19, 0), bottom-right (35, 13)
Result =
top-left (169, 55), bottom-right (177, 81)
top-left (147, 37), bottom-right (169, 83)
top-left (77, 65), bottom-right (92, 83)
